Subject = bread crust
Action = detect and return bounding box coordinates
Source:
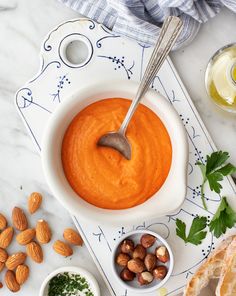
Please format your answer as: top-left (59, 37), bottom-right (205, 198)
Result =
top-left (215, 236), bottom-right (236, 296)
top-left (184, 236), bottom-right (235, 296)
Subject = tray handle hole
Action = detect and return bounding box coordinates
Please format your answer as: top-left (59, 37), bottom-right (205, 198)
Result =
top-left (65, 40), bottom-right (89, 65)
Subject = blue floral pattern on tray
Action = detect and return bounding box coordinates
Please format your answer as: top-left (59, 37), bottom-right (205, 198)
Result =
top-left (15, 18), bottom-right (236, 296)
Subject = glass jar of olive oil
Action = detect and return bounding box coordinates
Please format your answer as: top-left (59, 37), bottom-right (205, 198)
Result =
top-left (205, 44), bottom-right (236, 113)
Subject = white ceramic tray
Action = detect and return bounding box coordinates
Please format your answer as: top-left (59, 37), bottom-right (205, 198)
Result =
top-left (15, 18), bottom-right (236, 296)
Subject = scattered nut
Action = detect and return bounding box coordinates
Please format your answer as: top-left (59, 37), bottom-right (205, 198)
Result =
top-left (16, 228), bottom-right (36, 245)
top-left (153, 266), bottom-right (168, 279)
top-left (127, 258), bottom-right (145, 273)
top-left (0, 227), bottom-right (14, 249)
top-left (6, 252), bottom-right (27, 270)
top-left (0, 192), bottom-right (88, 292)
top-left (53, 240), bottom-right (73, 257)
top-left (0, 248), bottom-right (8, 263)
top-left (120, 239), bottom-right (134, 255)
top-left (16, 265), bottom-right (29, 285)
top-left (36, 220), bottom-right (51, 244)
top-left (140, 234), bottom-right (156, 248)
top-left (5, 270), bottom-right (20, 292)
top-left (63, 228), bottom-right (83, 246)
top-left (0, 262), bottom-right (4, 273)
top-left (28, 192), bottom-right (42, 214)
top-left (0, 213), bottom-right (7, 230)
top-left (26, 242), bottom-right (43, 263)
top-left (138, 271), bottom-right (154, 285)
top-left (116, 253), bottom-right (130, 267)
top-left (120, 268), bottom-right (135, 281)
top-left (155, 246), bottom-right (169, 263)
top-left (12, 207), bottom-right (28, 231)
top-left (133, 244), bottom-right (146, 260)
top-left (144, 253), bottom-right (157, 271)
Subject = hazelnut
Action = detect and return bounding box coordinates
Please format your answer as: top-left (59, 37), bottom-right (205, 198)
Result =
top-left (138, 271), bottom-right (153, 285)
top-left (116, 253), bottom-right (130, 267)
top-left (144, 253), bottom-right (157, 271)
top-left (127, 258), bottom-right (145, 273)
top-left (133, 244), bottom-right (146, 260)
top-left (120, 239), bottom-right (134, 255)
top-left (153, 266), bottom-right (168, 279)
top-left (120, 268), bottom-right (135, 281)
top-left (140, 234), bottom-right (156, 248)
top-left (155, 246), bottom-right (169, 263)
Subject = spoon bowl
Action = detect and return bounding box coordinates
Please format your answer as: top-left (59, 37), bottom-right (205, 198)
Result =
top-left (97, 131), bottom-right (131, 160)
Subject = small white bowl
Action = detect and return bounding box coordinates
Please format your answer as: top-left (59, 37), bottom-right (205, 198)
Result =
top-left (39, 266), bottom-right (100, 296)
top-left (111, 230), bottom-right (174, 293)
top-left (41, 80), bottom-right (188, 225)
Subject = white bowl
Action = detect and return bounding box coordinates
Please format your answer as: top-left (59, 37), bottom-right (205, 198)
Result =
top-left (41, 80), bottom-right (188, 225)
top-left (39, 266), bottom-right (100, 296)
top-left (111, 230), bottom-right (174, 293)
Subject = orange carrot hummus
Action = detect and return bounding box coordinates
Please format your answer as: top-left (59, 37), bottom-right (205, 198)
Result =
top-left (61, 98), bottom-right (172, 210)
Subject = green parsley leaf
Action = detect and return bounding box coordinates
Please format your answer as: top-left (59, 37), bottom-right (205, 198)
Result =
top-left (217, 163), bottom-right (236, 176)
top-left (197, 151), bottom-right (236, 210)
top-left (209, 197), bottom-right (236, 238)
top-left (176, 218), bottom-right (187, 241)
top-left (206, 151), bottom-right (229, 174)
top-left (176, 216), bottom-right (207, 245)
top-left (207, 171), bottom-right (223, 193)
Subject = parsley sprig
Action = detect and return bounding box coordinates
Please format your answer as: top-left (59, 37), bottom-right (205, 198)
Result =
top-left (176, 151), bottom-right (236, 245)
top-left (209, 197), bottom-right (236, 238)
top-left (176, 197), bottom-right (236, 244)
top-left (176, 216), bottom-right (207, 245)
top-left (197, 151), bottom-right (236, 210)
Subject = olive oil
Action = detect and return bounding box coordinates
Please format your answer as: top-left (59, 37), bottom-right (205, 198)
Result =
top-left (205, 44), bottom-right (236, 112)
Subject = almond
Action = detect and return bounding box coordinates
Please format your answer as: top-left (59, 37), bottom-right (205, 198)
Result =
top-left (16, 265), bottom-right (29, 285)
top-left (0, 248), bottom-right (8, 263)
top-left (36, 220), bottom-right (51, 244)
top-left (0, 227), bottom-right (14, 249)
top-left (63, 228), bottom-right (83, 246)
top-left (5, 270), bottom-right (20, 292)
top-left (6, 252), bottom-right (26, 270)
top-left (28, 192), bottom-right (42, 214)
top-left (26, 242), bottom-right (43, 263)
top-left (0, 213), bottom-right (7, 230)
top-left (0, 262), bottom-right (4, 272)
top-left (16, 228), bottom-right (35, 245)
top-left (12, 207), bottom-right (28, 231)
top-left (53, 240), bottom-right (73, 257)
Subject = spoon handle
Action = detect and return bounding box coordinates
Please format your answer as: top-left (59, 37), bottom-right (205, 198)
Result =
top-left (119, 16), bottom-right (183, 134)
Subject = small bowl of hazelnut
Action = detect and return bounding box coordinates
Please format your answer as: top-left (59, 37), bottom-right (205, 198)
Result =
top-left (112, 230), bottom-right (173, 293)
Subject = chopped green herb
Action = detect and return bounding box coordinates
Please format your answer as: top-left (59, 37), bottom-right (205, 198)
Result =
top-left (209, 197), bottom-right (236, 238)
top-left (197, 151), bottom-right (236, 209)
top-left (48, 272), bottom-right (94, 296)
top-left (176, 216), bottom-right (207, 245)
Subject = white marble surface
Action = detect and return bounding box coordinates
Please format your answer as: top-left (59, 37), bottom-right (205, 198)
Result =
top-left (0, 0), bottom-right (235, 295)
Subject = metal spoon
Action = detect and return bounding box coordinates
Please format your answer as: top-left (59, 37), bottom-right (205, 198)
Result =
top-left (97, 16), bottom-right (183, 159)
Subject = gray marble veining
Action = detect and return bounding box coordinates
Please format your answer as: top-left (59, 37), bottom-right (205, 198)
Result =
top-left (0, 1), bottom-right (235, 295)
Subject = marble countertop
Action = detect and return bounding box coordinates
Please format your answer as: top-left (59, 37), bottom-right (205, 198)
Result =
top-left (0, 0), bottom-right (235, 295)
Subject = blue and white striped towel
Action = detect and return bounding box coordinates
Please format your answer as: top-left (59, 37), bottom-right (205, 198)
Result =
top-left (59, 0), bottom-right (236, 48)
